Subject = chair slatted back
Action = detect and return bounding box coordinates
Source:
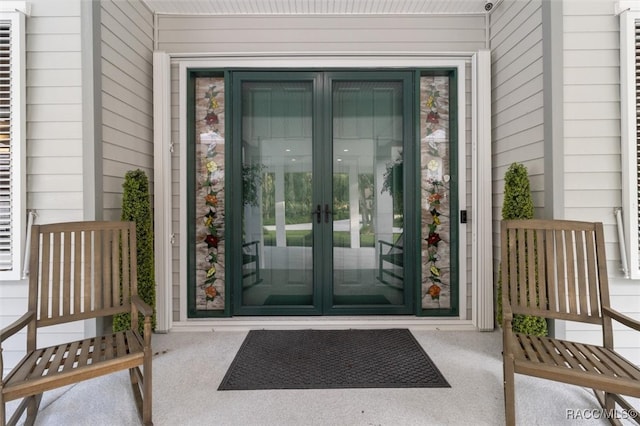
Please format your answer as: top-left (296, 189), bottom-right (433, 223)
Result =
top-left (28, 221), bottom-right (138, 328)
top-left (501, 219), bottom-right (610, 325)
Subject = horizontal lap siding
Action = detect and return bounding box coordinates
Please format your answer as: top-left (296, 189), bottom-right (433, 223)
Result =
top-left (562, 0), bottom-right (623, 275)
top-left (1, 0), bottom-right (85, 375)
top-left (157, 15), bottom-right (486, 53)
top-left (489, 0), bottom-right (544, 282)
top-left (158, 14), bottom-right (486, 321)
top-left (562, 0), bottom-right (640, 364)
top-left (26, 0), bottom-right (85, 224)
top-left (100, 0), bottom-right (154, 221)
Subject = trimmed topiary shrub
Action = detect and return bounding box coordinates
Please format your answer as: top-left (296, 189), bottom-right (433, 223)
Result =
top-left (496, 163), bottom-right (547, 336)
top-left (113, 169), bottom-right (156, 334)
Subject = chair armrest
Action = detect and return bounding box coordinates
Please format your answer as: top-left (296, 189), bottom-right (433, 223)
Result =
top-left (0, 310), bottom-right (36, 343)
top-left (378, 240), bottom-right (402, 251)
top-left (602, 306), bottom-right (640, 331)
top-left (131, 295), bottom-right (153, 318)
top-left (502, 296), bottom-right (513, 324)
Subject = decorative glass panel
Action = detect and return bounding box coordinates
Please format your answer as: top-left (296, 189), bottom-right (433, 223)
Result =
top-left (420, 76), bottom-right (451, 310)
top-left (194, 76), bottom-right (226, 311)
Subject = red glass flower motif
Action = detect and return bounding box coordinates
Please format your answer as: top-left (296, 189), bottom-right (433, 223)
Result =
top-left (205, 112), bottom-right (219, 125)
top-left (205, 235), bottom-right (219, 248)
top-left (426, 233), bottom-right (441, 246)
top-left (427, 111), bottom-right (440, 124)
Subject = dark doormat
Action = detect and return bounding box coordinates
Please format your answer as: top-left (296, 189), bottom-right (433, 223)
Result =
top-left (218, 329), bottom-right (450, 390)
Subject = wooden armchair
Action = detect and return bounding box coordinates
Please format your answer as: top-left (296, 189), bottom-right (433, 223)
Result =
top-left (377, 233), bottom-right (403, 287)
top-left (242, 240), bottom-right (262, 287)
top-left (0, 221), bottom-right (153, 426)
top-left (501, 219), bottom-right (640, 426)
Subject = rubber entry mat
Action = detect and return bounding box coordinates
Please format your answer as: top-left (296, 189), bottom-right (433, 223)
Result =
top-left (218, 329), bottom-right (450, 390)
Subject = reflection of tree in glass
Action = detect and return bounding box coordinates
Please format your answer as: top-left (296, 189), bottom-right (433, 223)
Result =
top-left (332, 173), bottom-right (349, 221)
top-left (242, 163), bottom-right (265, 207)
top-left (284, 172), bottom-right (312, 224)
top-left (359, 174), bottom-right (374, 232)
top-left (261, 172), bottom-right (275, 225)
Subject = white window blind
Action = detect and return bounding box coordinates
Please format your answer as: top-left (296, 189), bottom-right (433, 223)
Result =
top-left (620, 3), bottom-right (640, 279)
top-left (0, 5), bottom-right (25, 281)
top-left (636, 18), bottom-right (640, 276)
top-left (0, 21), bottom-right (13, 270)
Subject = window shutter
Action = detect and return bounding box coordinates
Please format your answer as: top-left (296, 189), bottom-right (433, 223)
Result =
top-left (620, 7), bottom-right (640, 279)
top-left (636, 19), bottom-right (640, 264)
top-left (0, 7), bottom-right (25, 281)
top-left (0, 20), bottom-right (13, 271)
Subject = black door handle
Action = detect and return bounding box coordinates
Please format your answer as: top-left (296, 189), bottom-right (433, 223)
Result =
top-left (324, 204), bottom-right (332, 223)
top-left (311, 204), bottom-right (321, 224)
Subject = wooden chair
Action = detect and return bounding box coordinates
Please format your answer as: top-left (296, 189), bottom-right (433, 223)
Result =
top-left (0, 221), bottom-right (153, 426)
top-left (377, 233), bottom-right (403, 287)
top-left (242, 240), bottom-right (262, 286)
top-left (501, 219), bottom-right (640, 426)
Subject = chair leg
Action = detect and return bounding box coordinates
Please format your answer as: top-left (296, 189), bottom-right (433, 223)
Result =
top-left (4, 393), bottom-right (42, 426)
top-left (503, 359), bottom-right (516, 426)
top-left (593, 390), bottom-right (625, 426)
top-left (143, 352), bottom-right (152, 426)
top-left (23, 394), bottom-right (42, 426)
top-left (129, 361), bottom-right (152, 425)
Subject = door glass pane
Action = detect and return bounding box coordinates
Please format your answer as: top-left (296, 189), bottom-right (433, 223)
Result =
top-left (241, 81), bottom-right (314, 306)
top-left (420, 75), bottom-right (451, 310)
top-left (332, 81), bottom-right (404, 306)
top-left (193, 75), bottom-right (226, 312)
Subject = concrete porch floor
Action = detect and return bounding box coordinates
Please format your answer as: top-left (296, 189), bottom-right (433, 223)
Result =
top-left (6, 328), bottom-right (635, 425)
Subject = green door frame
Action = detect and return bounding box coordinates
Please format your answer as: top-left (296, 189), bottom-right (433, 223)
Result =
top-left (229, 70), bottom-right (416, 316)
top-left (322, 71), bottom-right (416, 315)
top-left (186, 68), bottom-right (460, 318)
top-left (231, 71), bottom-right (323, 316)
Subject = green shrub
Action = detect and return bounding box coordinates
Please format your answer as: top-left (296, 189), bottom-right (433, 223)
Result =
top-left (113, 169), bottom-right (156, 334)
top-left (496, 163), bottom-right (547, 337)
top-left (501, 163), bottom-right (534, 221)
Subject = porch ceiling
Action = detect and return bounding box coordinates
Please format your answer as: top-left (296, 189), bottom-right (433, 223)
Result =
top-left (142, 0), bottom-right (495, 15)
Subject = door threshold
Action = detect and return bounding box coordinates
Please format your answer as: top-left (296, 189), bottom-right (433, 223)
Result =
top-left (169, 316), bottom-right (477, 332)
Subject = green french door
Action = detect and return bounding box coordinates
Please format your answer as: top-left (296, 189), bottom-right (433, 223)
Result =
top-left (233, 71), bottom-right (415, 315)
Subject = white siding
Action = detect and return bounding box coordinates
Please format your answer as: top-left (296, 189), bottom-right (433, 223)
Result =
top-left (158, 15), bottom-right (485, 54)
top-left (489, 0), bottom-right (639, 365)
top-left (159, 15), bottom-right (486, 321)
top-left (1, 0), bottom-right (85, 375)
top-left (562, 0), bottom-right (640, 364)
top-left (1, 0), bottom-right (155, 376)
top-left (490, 0), bottom-right (545, 222)
top-left (100, 0), bottom-right (154, 220)
top-left (489, 0), bottom-right (544, 328)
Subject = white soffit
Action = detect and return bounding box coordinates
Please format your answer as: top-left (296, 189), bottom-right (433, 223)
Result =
top-left (142, 0), bottom-right (491, 15)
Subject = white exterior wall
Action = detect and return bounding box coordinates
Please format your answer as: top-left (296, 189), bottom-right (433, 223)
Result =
top-left (0, 0), bottom-right (85, 375)
top-left (490, 0), bottom-right (545, 223)
top-left (490, 0), bottom-right (640, 365)
top-left (100, 0), bottom-right (154, 220)
top-left (561, 0), bottom-right (640, 365)
top-left (0, 0), bottom-right (155, 375)
top-left (157, 14), bottom-right (486, 322)
top-left (489, 0), bottom-right (544, 327)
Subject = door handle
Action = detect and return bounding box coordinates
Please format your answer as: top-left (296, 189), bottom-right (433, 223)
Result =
top-left (311, 204), bottom-right (321, 224)
top-left (324, 204), bottom-right (332, 223)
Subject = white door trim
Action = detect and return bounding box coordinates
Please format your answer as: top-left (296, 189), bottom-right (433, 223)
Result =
top-left (152, 51), bottom-right (492, 330)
